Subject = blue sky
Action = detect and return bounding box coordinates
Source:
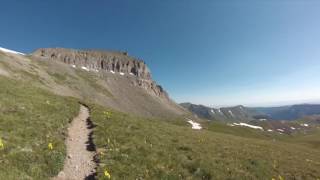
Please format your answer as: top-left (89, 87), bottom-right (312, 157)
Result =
top-left (1, 0), bottom-right (320, 107)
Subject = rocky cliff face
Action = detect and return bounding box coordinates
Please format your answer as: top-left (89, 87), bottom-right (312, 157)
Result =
top-left (32, 48), bottom-right (169, 100)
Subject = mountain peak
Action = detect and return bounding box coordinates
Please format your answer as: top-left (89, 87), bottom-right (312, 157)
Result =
top-left (32, 48), bottom-right (151, 79)
top-left (31, 47), bottom-right (171, 100)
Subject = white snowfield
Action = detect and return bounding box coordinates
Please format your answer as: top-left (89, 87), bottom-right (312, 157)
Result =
top-left (232, 123), bottom-right (263, 130)
top-left (0, 47), bottom-right (25, 55)
top-left (227, 123), bottom-right (235, 127)
top-left (81, 66), bottom-right (90, 71)
top-left (228, 110), bottom-right (234, 117)
top-left (186, 118), bottom-right (202, 130)
top-left (277, 129), bottom-right (284, 132)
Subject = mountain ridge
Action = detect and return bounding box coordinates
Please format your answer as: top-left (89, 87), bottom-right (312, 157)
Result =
top-left (31, 48), bottom-right (170, 100)
top-left (0, 47), bottom-right (186, 118)
top-left (180, 102), bottom-right (256, 122)
top-left (181, 102), bottom-right (320, 122)
top-left (252, 104), bottom-right (320, 120)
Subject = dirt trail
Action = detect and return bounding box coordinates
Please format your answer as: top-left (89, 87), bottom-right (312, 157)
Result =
top-left (54, 105), bottom-right (96, 180)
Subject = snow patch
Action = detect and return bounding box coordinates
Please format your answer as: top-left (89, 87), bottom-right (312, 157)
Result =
top-left (186, 118), bottom-right (202, 130)
top-left (211, 109), bottom-right (215, 114)
top-left (301, 124), bottom-right (309, 127)
top-left (290, 127), bottom-right (296, 130)
top-left (277, 129), bottom-right (284, 132)
top-left (119, 72), bottom-right (125, 76)
top-left (259, 119), bottom-right (267, 121)
top-left (81, 66), bottom-right (90, 71)
top-left (110, 70), bottom-right (115, 74)
top-left (129, 72), bottom-right (134, 76)
top-left (267, 129), bottom-right (273, 132)
top-left (0, 47), bottom-right (25, 55)
top-left (232, 123), bottom-right (263, 130)
top-left (228, 110), bottom-right (234, 117)
top-left (71, 65), bottom-right (76, 68)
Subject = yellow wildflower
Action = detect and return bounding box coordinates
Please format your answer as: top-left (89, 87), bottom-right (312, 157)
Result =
top-left (48, 143), bottom-right (53, 150)
top-left (278, 175), bottom-right (284, 180)
top-left (104, 169), bottom-right (111, 179)
top-left (0, 138), bottom-right (4, 149)
top-left (273, 160), bottom-right (277, 169)
top-left (104, 111), bottom-right (111, 119)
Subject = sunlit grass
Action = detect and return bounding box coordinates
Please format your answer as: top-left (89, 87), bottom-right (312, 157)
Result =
top-left (90, 105), bottom-right (320, 179)
top-left (0, 76), bottom-right (79, 179)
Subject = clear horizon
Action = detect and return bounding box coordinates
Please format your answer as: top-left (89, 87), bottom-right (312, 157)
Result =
top-left (189, 99), bottom-right (320, 109)
top-left (1, 0), bottom-right (320, 107)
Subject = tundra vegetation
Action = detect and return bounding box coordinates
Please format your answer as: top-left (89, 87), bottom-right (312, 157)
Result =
top-left (0, 52), bottom-right (319, 179)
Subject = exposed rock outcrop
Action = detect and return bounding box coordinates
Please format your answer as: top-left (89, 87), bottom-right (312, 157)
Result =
top-left (33, 48), bottom-right (151, 79)
top-left (32, 48), bottom-right (169, 100)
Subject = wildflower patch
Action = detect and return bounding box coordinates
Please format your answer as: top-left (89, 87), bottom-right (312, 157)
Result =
top-left (104, 169), bottom-right (111, 179)
top-left (48, 143), bottom-right (53, 150)
top-left (103, 111), bottom-right (112, 119)
top-left (0, 138), bottom-right (4, 149)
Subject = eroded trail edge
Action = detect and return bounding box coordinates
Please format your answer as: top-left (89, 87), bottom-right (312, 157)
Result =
top-left (54, 104), bottom-right (97, 180)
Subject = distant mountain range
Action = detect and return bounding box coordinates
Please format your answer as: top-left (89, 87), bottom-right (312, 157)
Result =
top-left (252, 104), bottom-right (320, 120)
top-left (180, 103), bottom-right (257, 122)
top-left (180, 103), bottom-right (320, 121)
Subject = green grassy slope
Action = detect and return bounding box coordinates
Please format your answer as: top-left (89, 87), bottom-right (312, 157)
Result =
top-left (206, 121), bottom-right (320, 150)
top-left (0, 76), bottom-right (79, 179)
top-left (0, 74), bottom-right (320, 180)
top-left (1, 52), bottom-right (320, 179)
top-left (91, 105), bottom-right (320, 180)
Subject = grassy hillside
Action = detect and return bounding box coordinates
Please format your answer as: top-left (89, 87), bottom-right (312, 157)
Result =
top-left (206, 121), bottom-right (320, 149)
top-left (1, 52), bottom-right (320, 179)
top-left (0, 73), bottom-right (320, 180)
top-left (91, 105), bottom-right (320, 180)
top-left (0, 76), bottom-right (79, 179)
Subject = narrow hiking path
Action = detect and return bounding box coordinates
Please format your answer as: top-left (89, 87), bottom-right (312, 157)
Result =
top-left (54, 105), bottom-right (97, 180)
